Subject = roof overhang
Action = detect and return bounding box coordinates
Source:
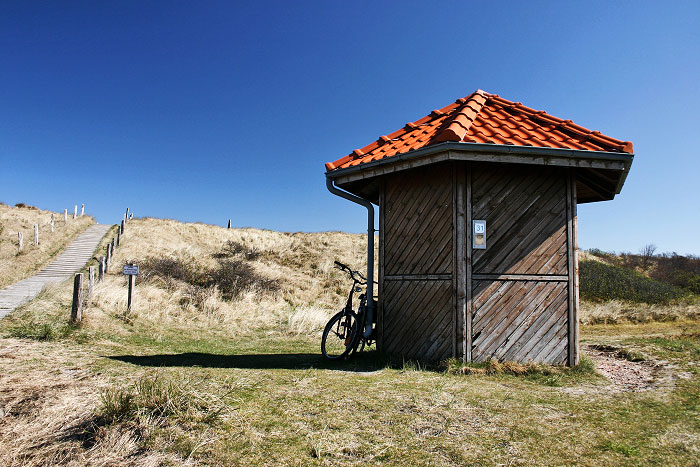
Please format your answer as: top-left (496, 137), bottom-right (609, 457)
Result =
top-left (326, 142), bottom-right (633, 204)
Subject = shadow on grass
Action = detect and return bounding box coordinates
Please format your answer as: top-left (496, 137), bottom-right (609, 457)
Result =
top-left (107, 350), bottom-right (397, 372)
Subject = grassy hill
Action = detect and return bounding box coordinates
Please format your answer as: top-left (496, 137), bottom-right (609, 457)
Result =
top-left (585, 248), bottom-right (700, 297)
top-left (579, 250), bottom-right (700, 325)
top-left (0, 202), bottom-right (94, 288)
top-left (1, 217), bottom-right (699, 466)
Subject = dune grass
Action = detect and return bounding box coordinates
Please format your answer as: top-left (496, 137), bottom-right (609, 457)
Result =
top-left (1, 217), bottom-right (699, 465)
top-left (0, 202), bottom-right (94, 287)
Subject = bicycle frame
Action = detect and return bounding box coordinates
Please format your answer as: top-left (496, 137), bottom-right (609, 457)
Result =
top-left (334, 260), bottom-right (372, 348)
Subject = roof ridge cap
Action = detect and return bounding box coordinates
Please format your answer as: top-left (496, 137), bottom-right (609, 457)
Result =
top-left (434, 90), bottom-right (488, 143)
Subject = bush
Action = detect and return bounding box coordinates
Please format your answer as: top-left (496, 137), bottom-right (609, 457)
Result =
top-left (215, 240), bottom-right (261, 260)
top-left (587, 248), bottom-right (611, 258)
top-left (14, 202), bottom-right (38, 210)
top-left (671, 271), bottom-right (700, 295)
top-left (580, 260), bottom-right (685, 304)
top-left (139, 257), bottom-right (206, 287)
top-left (208, 258), bottom-right (279, 299)
top-left (140, 254), bottom-right (279, 302)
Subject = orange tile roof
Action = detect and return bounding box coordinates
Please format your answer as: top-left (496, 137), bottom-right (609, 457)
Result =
top-left (325, 90), bottom-right (633, 171)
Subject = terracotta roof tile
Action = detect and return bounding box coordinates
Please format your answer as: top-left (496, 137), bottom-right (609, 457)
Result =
top-left (325, 90), bottom-right (634, 171)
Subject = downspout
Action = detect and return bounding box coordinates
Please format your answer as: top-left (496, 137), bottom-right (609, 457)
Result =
top-left (326, 177), bottom-right (375, 338)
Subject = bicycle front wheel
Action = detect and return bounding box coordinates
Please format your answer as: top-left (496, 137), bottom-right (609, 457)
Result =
top-left (321, 310), bottom-right (360, 360)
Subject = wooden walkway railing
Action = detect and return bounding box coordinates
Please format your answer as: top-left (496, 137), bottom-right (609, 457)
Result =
top-left (0, 224), bottom-right (112, 319)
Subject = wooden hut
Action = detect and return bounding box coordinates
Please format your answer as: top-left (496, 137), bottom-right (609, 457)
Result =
top-left (325, 90), bottom-right (633, 365)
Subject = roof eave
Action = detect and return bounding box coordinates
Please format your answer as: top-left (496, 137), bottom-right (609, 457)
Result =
top-left (326, 142), bottom-right (634, 195)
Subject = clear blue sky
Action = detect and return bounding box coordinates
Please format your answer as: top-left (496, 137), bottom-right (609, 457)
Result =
top-left (1, 1), bottom-right (698, 255)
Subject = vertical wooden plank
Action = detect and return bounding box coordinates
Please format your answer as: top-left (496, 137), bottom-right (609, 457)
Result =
top-left (98, 256), bottom-right (105, 281)
top-left (33, 224), bottom-right (39, 246)
top-left (571, 172), bottom-right (580, 365)
top-left (452, 164), bottom-right (457, 358)
top-left (454, 163), bottom-right (467, 360)
top-left (566, 170), bottom-right (577, 366)
top-left (50, 213), bottom-right (55, 232)
top-left (378, 178), bottom-right (385, 351)
top-left (465, 167), bottom-right (473, 362)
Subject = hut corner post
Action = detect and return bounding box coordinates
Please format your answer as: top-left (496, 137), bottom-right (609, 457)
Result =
top-left (453, 163), bottom-right (468, 361)
top-left (326, 177), bottom-right (375, 338)
top-left (566, 170), bottom-right (580, 366)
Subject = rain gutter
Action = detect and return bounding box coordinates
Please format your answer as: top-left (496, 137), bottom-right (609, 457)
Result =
top-left (325, 178), bottom-right (375, 339)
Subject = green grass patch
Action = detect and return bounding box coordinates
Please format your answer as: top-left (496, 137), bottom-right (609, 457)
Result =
top-left (598, 440), bottom-right (640, 457)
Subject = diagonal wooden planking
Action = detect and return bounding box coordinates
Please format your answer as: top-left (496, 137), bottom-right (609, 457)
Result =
top-left (0, 224), bottom-right (112, 318)
top-left (472, 165), bottom-right (567, 276)
top-left (472, 280), bottom-right (568, 364)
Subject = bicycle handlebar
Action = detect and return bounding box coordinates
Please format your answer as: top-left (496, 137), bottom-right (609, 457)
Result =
top-left (333, 260), bottom-right (367, 284)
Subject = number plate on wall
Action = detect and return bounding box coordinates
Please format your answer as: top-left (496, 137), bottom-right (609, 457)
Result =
top-left (473, 220), bottom-right (486, 249)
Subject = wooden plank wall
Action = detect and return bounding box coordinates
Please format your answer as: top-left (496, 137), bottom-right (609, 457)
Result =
top-left (469, 165), bottom-right (572, 365)
top-left (381, 163), bottom-right (454, 361)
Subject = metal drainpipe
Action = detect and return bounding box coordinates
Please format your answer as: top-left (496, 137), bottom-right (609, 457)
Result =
top-left (326, 177), bottom-right (375, 338)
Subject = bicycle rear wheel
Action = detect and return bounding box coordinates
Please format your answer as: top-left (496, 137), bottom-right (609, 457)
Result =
top-left (321, 310), bottom-right (360, 360)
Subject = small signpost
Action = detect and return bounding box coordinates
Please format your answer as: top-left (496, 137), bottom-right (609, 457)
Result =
top-left (123, 264), bottom-right (139, 313)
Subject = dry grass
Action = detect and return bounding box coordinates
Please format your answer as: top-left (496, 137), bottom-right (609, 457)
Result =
top-left (0, 203), bottom-right (94, 287)
top-left (83, 217), bottom-right (371, 334)
top-left (2, 217), bottom-right (700, 466)
top-left (0, 339), bottom-right (186, 466)
top-left (581, 300), bottom-right (700, 325)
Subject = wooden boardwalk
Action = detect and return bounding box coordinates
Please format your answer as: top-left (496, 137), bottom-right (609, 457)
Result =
top-left (0, 224), bottom-right (112, 319)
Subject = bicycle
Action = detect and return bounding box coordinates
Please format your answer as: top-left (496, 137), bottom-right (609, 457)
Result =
top-left (321, 260), bottom-right (375, 360)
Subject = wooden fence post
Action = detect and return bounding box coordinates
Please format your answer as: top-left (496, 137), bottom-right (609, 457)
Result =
top-left (127, 273), bottom-right (135, 313)
top-left (111, 238), bottom-right (115, 253)
top-left (129, 213), bottom-right (133, 220)
top-left (80, 204), bottom-right (85, 216)
top-left (17, 232), bottom-right (23, 253)
top-left (71, 273), bottom-right (83, 324)
top-left (73, 205), bottom-right (77, 219)
top-left (50, 213), bottom-right (55, 232)
top-left (88, 266), bottom-right (95, 296)
top-left (228, 219), bottom-right (231, 229)
top-left (105, 246), bottom-right (111, 273)
top-left (125, 207), bottom-right (129, 220)
top-left (33, 224), bottom-right (39, 246)
top-left (99, 256), bottom-right (105, 280)
top-left (121, 220), bottom-right (125, 234)
top-left (64, 209), bottom-right (68, 222)
top-left (117, 229), bottom-right (121, 247)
